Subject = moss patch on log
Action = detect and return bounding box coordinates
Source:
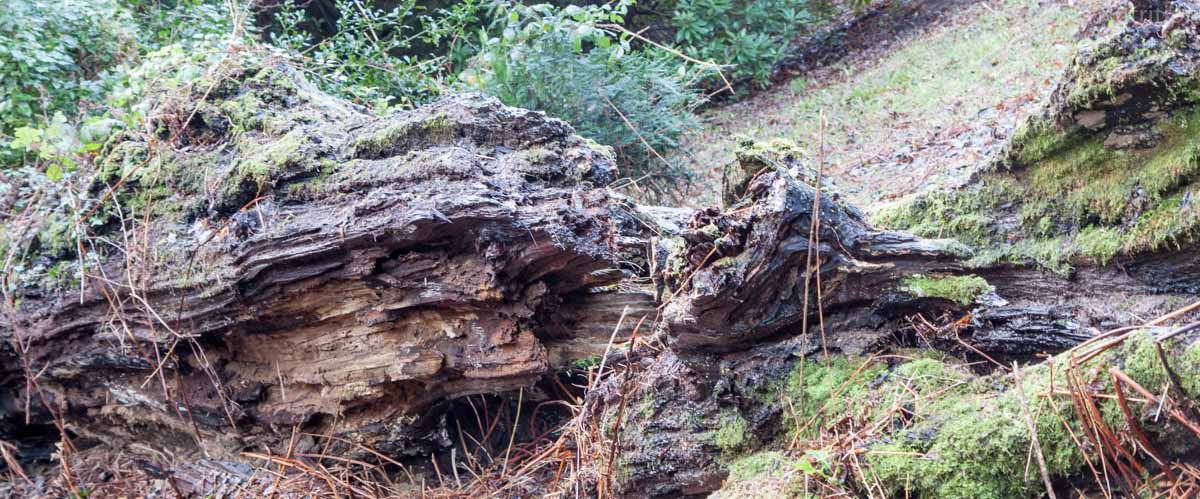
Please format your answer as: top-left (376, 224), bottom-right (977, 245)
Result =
top-left (722, 137), bottom-right (805, 207)
top-left (713, 451), bottom-right (806, 499)
top-left (901, 274), bottom-right (994, 305)
top-left (712, 412), bottom-right (750, 453)
top-left (737, 332), bottom-right (1200, 498)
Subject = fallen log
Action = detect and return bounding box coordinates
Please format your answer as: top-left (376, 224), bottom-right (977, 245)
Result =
top-left (0, 60), bottom-right (661, 462)
top-left (603, 8), bottom-right (1200, 497)
top-left (3, 19), bottom-right (1200, 497)
top-left (605, 321), bottom-right (1200, 498)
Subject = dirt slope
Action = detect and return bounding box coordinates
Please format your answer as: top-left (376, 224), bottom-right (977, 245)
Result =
top-left (678, 0), bottom-right (1112, 210)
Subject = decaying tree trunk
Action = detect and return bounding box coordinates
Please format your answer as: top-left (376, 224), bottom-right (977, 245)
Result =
top-left (4, 10), bottom-right (1200, 496)
top-left (600, 142), bottom-right (1200, 497)
top-left (0, 67), bottom-right (662, 462)
top-left (602, 7), bottom-right (1200, 497)
top-left (667, 165), bottom-right (968, 350)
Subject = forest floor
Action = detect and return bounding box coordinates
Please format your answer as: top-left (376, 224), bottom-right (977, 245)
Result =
top-left (674, 0), bottom-right (1111, 211)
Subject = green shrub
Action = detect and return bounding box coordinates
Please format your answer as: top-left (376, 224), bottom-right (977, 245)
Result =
top-left (1, 0), bottom-right (236, 168)
top-left (0, 0), bottom-right (137, 138)
top-left (667, 0), bottom-right (823, 85)
top-left (268, 0), bottom-right (483, 111)
top-left (121, 0), bottom-right (236, 50)
top-left (468, 2), bottom-right (705, 192)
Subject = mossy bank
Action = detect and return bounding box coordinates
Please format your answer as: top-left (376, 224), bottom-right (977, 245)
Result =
top-left (878, 12), bottom-right (1200, 275)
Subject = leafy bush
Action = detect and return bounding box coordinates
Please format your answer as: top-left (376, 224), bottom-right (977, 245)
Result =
top-left (666, 0), bottom-right (838, 85)
top-left (1, 0), bottom-right (236, 168)
top-left (468, 2), bottom-right (705, 191)
top-left (0, 0), bottom-right (137, 136)
top-left (268, 0), bottom-right (483, 111)
top-left (122, 0), bottom-right (236, 50)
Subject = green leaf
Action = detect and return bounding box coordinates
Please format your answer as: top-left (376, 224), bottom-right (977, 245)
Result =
top-left (46, 163), bottom-right (64, 182)
top-left (10, 126), bottom-right (42, 150)
top-left (795, 459), bottom-right (820, 475)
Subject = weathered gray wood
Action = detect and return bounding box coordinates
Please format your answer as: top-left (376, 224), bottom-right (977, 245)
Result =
top-left (0, 69), bottom-right (662, 463)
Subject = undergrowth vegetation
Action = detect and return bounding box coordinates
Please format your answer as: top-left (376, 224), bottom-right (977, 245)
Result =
top-left (466, 1), bottom-right (705, 190)
top-left (1, 0), bottom-right (856, 200)
top-left (0, 1), bottom-right (134, 131)
top-left (664, 0), bottom-right (832, 85)
top-left (268, 0), bottom-right (481, 110)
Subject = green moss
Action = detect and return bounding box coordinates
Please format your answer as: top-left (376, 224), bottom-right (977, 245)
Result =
top-left (1072, 225), bottom-right (1122, 265)
top-left (778, 354), bottom-right (1060, 498)
top-left (883, 93), bottom-right (1200, 273)
top-left (520, 147), bottom-right (557, 164)
top-left (973, 237), bottom-right (1073, 275)
top-left (715, 451), bottom-right (807, 499)
top-left (698, 224), bottom-right (721, 239)
top-left (220, 92), bottom-right (266, 132)
top-left (759, 333), bottom-right (1200, 498)
top-left (1122, 331), bottom-right (1200, 400)
top-left (724, 138), bottom-right (807, 206)
top-left (1007, 117), bottom-right (1078, 166)
top-left (726, 451), bottom-right (797, 480)
top-left (901, 274), bottom-right (995, 305)
top-left (1126, 192), bottom-right (1200, 253)
top-left (580, 137), bottom-right (616, 161)
top-left (733, 137), bottom-right (805, 168)
top-left (712, 412), bottom-right (749, 453)
top-left (784, 357), bottom-right (889, 438)
top-left (32, 213), bottom-right (73, 256)
top-left (210, 128), bottom-right (313, 211)
top-left (711, 257), bottom-right (737, 270)
top-left (1022, 105), bottom-right (1200, 234)
top-left (352, 112), bottom-right (454, 158)
top-left (245, 129), bottom-right (306, 182)
top-left (97, 140), bottom-right (149, 183)
top-left (858, 364), bottom-right (1062, 498)
top-left (875, 187), bottom-right (1001, 247)
top-left (637, 391), bottom-right (655, 419)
